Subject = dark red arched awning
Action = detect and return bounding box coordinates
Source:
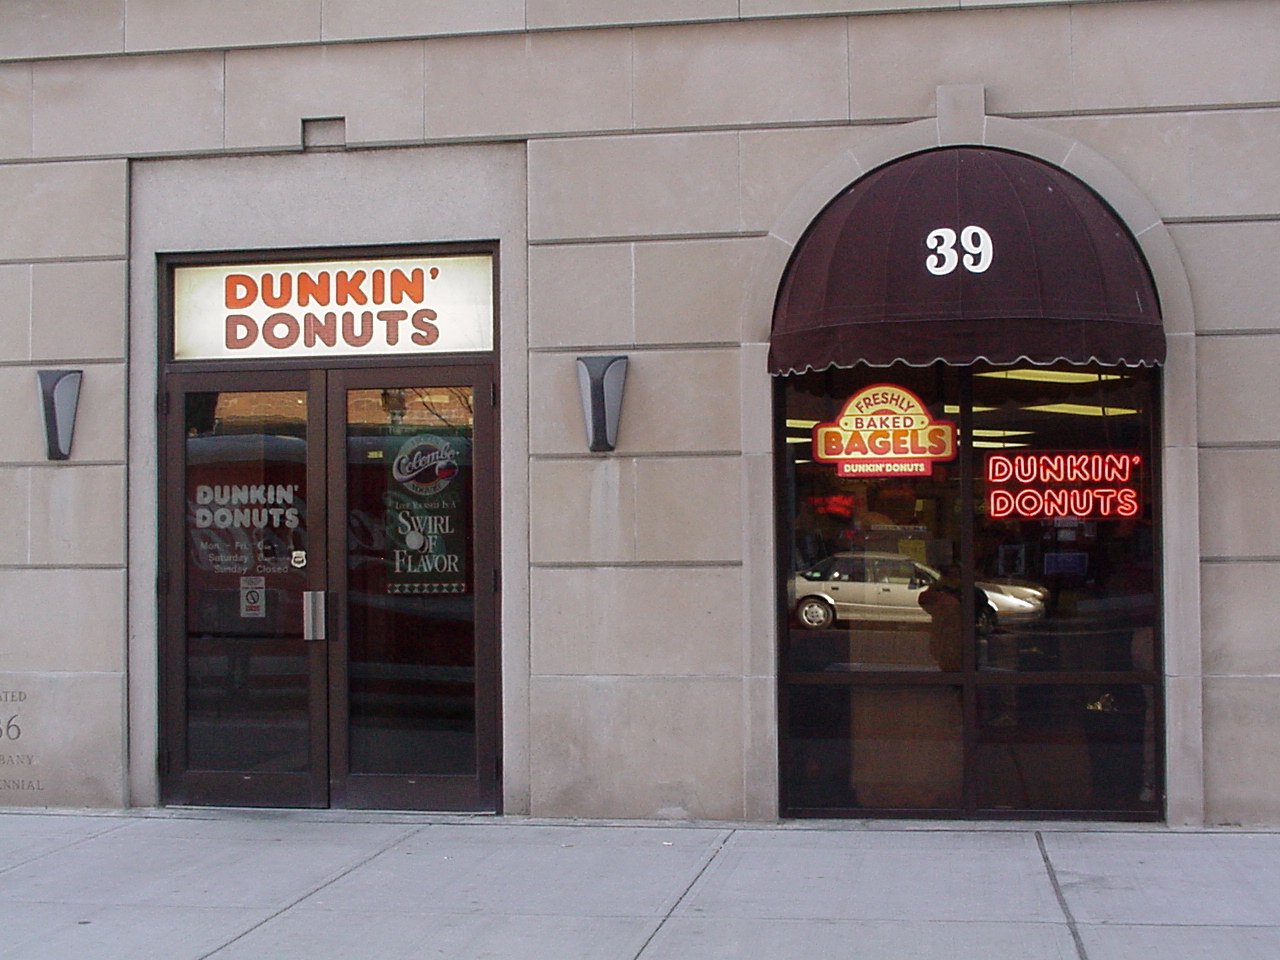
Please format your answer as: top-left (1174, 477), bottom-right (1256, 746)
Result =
top-left (769, 147), bottom-right (1164, 375)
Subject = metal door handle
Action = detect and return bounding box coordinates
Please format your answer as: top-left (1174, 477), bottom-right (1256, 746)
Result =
top-left (303, 590), bottom-right (327, 641)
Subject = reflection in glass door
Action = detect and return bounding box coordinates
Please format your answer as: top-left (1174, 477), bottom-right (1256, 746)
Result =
top-left (163, 367), bottom-right (497, 811)
top-left (779, 361), bottom-right (1161, 818)
top-left (331, 376), bottom-right (495, 810)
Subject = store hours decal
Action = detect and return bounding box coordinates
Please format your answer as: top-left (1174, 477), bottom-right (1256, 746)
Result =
top-left (386, 434), bottom-right (469, 595)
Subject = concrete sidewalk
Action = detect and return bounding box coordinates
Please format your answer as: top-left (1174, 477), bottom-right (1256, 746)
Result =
top-left (1, 810), bottom-right (1278, 960)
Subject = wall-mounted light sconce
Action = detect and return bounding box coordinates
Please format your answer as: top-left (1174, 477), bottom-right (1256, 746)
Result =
top-left (37, 369), bottom-right (83, 461)
top-left (576, 355), bottom-right (628, 453)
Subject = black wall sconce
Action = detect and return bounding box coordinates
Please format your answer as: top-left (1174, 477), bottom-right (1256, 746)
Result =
top-left (575, 355), bottom-right (628, 452)
top-left (37, 369), bottom-right (83, 461)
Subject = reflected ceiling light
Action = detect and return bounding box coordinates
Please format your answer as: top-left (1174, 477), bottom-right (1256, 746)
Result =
top-left (786, 418), bottom-right (818, 429)
top-left (977, 369), bottom-right (1125, 384)
top-left (972, 429), bottom-right (1034, 438)
top-left (973, 440), bottom-right (1030, 449)
top-left (944, 404), bottom-right (995, 414)
top-left (786, 436), bottom-right (811, 444)
top-left (1023, 403), bottom-right (1138, 417)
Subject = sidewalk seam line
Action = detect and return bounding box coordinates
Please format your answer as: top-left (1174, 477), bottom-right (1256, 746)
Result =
top-left (197, 824), bottom-right (428, 960)
top-left (0, 818), bottom-right (134, 878)
top-left (632, 828), bottom-right (735, 960)
top-left (1037, 830), bottom-right (1090, 960)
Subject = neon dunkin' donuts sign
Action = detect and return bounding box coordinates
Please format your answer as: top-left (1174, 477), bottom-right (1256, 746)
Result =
top-left (813, 384), bottom-right (956, 477)
top-left (987, 452), bottom-right (1143, 519)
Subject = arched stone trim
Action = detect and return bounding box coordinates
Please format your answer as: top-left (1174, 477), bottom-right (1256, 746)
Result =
top-left (748, 85), bottom-right (1204, 825)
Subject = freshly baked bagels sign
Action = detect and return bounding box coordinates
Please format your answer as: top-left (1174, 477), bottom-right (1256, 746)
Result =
top-left (813, 384), bottom-right (956, 477)
top-left (173, 254), bottom-right (493, 360)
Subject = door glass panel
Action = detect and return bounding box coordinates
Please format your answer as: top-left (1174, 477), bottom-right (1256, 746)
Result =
top-left (780, 361), bottom-right (1161, 817)
top-left (786, 684), bottom-right (963, 811)
top-left (346, 386), bottom-right (476, 775)
top-left (969, 363), bottom-right (1158, 674)
top-left (974, 683), bottom-right (1158, 812)
top-left (784, 364), bottom-right (963, 672)
top-left (184, 391), bottom-right (309, 772)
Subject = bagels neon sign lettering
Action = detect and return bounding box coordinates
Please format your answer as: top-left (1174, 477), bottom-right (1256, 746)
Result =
top-left (986, 452), bottom-right (1143, 520)
top-left (813, 384), bottom-right (956, 477)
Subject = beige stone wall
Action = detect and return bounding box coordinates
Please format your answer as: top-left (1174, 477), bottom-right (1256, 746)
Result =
top-left (0, 159), bottom-right (129, 806)
top-left (1, 0), bottom-right (1278, 821)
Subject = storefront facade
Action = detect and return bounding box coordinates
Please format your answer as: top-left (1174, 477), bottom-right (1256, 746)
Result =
top-left (0, 0), bottom-right (1274, 824)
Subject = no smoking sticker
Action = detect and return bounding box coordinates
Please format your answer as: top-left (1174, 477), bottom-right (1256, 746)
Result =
top-left (240, 576), bottom-right (266, 618)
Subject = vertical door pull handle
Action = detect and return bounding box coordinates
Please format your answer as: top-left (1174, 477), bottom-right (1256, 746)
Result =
top-left (303, 590), bottom-right (327, 641)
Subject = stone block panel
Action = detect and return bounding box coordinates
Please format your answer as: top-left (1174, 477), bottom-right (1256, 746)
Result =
top-left (530, 565), bottom-right (745, 676)
top-left (529, 456), bottom-right (744, 564)
top-left (1171, 222), bottom-right (1280, 334)
top-left (31, 261), bottom-right (127, 362)
top-left (1072, 0), bottom-right (1280, 112)
top-left (1198, 449), bottom-right (1280, 559)
top-left (321, 0), bottom-right (523, 42)
top-left (0, 64), bottom-right (32, 161)
top-left (1195, 335), bottom-right (1280, 445)
top-left (527, 0), bottom-right (737, 29)
top-left (0, 671), bottom-right (125, 808)
top-left (1045, 108), bottom-right (1280, 222)
top-left (1037, 114), bottom-right (1192, 220)
top-left (1161, 333), bottom-right (1196, 451)
top-left (0, 569), bottom-right (125, 673)
top-left (225, 42), bottom-right (426, 150)
top-left (634, 456), bottom-right (743, 563)
top-left (424, 30), bottom-right (632, 140)
top-left (125, 0), bottom-right (322, 52)
top-left (27, 464), bottom-right (126, 566)
top-left (529, 132), bottom-right (741, 241)
top-left (634, 237), bottom-right (762, 346)
top-left (0, 0), bottom-right (124, 61)
top-left (0, 469), bottom-right (31, 564)
top-left (530, 237), bottom-right (761, 349)
top-left (1160, 444), bottom-right (1201, 681)
top-left (1204, 676), bottom-right (1280, 826)
top-left (633, 18), bottom-right (849, 130)
top-left (529, 349), bottom-right (742, 456)
top-left (1186, 110), bottom-right (1280, 220)
top-left (529, 458), bottom-right (637, 564)
top-left (529, 675), bottom-right (745, 819)
top-left (744, 0), bottom-right (943, 13)
top-left (130, 143), bottom-right (526, 257)
top-left (0, 367), bottom-right (50, 463)
top-left (0, 264), bottom-right (31, 362)
top-left (743, 674), bottom-right (779, 820)
top-left (529, 243), bottom-right (633, 349)
top-left (848, 7), bottom-right (1074, 120)
top-left (1201, 562), bottom-right (1280, 677)
top-left (32, 52), bottom-right (223, 159)
top-left (739, 125), bottom-right (872, 234)
top-left (0, 161), bottom-right (126, 261)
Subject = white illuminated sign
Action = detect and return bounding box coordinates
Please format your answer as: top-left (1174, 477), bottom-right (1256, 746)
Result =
top-left (173, 254), bottom-right (493, 360)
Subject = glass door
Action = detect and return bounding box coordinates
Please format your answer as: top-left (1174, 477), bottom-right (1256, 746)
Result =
top-left (161, 365), bottom-right (497, 811)
top-left (778, 361), bottom-right (1161, 818)
top-left (327, 369), bottom-right (498, 810)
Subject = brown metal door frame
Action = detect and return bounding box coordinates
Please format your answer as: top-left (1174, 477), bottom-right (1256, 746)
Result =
top-left (325, 363), bottom-right (500, 811)
top-left (160, 367), bottom-right (330, 808)
top-left (160, 362), bottom-right (500, 811)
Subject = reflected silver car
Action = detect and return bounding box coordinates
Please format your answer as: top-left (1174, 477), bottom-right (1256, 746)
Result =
top-left (792, 552), bottom-right (1045, 631)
